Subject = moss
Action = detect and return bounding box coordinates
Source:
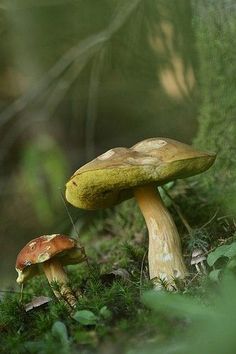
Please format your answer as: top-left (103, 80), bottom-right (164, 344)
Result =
top-left (0, 200), bottom-right (150, 353)
top-left (193, 0), bottom-right (236, 214)
top-left (1, 193), bottom-right (236, 353)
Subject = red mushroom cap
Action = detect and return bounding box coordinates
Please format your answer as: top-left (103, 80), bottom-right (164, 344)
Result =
top-left (16, 234), bottom-right (85, 284)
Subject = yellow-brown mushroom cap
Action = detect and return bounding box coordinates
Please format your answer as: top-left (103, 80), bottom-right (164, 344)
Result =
top-left (65, 138), bottom-right (216, 210)
top-left (16, 234), bottom-right (85, 284)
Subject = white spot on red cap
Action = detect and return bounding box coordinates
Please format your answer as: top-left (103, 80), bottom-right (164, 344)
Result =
top-left (42, 234), bottom-right (59, 242)
top-left (29, 241), bottom-right (36, 250)
top-left (24, 260), bottom-right (31, 266)
top-left (37, 252), bottom-right (50, 263)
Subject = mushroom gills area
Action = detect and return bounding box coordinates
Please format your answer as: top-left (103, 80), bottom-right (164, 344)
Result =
top-left (42, 259), bottom-right (77, 308)
top-left (134, 185), bottom-right (188, 289)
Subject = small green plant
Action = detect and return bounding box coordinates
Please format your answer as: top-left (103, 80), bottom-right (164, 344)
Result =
top-left (207, 236), bottom-right (236, 281)
top-left (139, 274), bottom-right (236, 354)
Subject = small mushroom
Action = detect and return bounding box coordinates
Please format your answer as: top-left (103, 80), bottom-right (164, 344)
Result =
top-left (191, 249), bottom-right (207, 274)
top-left (16, 234), bottom-right (86, 308)
top-left (65, 138), bottom-right (216, 290)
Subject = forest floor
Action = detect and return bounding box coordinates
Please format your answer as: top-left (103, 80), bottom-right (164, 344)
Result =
top-left (1, 180), bottom-right (236, 354)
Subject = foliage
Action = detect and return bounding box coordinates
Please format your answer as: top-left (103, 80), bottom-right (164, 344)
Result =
top-left (138, 273), bottom-right (236, 354)
top-left (21, 134), bottom-right (68, 224)
top-left (207, 236), bottom-right (236, 281)
top-left (73, 310), bottom-right (98, 326)
top-left (207, 240), bottom-right (236, 267)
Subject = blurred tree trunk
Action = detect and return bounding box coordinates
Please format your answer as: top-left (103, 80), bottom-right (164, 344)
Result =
top-left (193, 0), bottom-right (236, 213)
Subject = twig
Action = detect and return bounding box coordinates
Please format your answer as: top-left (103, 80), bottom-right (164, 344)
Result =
top-left (59, 190), bottom-right (80, 239)
top-left (185, 272), bottom-right (200, 287)
top-left (0, 33), bottom-right (104, 129)
top-left (19, 284), bottom-right (24, 303)
top-left (162, 187), bottom-right (219, 232)
top-left (45, 50), bottom-right (97, 117)
top-left (3, 1), bottom-right (76, 10)
top-left (0, 0), bottom-right (142, 129)
top-left (199, 209), bottom-right (219, 229)
top-left (0, 289), bottom-right (22, 294)
top-left (217, 214), bottom-right (234, 221)
top-left (60, 190), bottom-right (90, 271)
top-left (162, 187), bottom-right (192, 233)
top-left (0, 53), bottom-right (91, 166)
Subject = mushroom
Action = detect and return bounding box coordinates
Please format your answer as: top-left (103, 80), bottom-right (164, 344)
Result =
top-left (65, 138), bottom-right (216, 290)
top-left (191, 249), bottom-right (207, 274)
top-left (16, 234), bottom-right (86, 308)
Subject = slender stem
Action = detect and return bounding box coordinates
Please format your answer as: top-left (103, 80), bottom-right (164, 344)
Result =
top-left (134, 185), bottom-right (188, 289)
top-left (162, 187), bottom-right (192, 233)
top-left (20, 284), bottom-right (24, 303)
top-left (43, 259), bottom-right (77, 308)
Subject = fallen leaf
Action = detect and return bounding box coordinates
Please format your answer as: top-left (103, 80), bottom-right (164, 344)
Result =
top-left (25, 296), bottom-right (52, 312)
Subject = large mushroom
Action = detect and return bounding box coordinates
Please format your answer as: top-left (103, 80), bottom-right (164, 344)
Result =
top-left (65, 138), bottom-right (216, 289)
top-left (16, 234), bottom-right (86, 308)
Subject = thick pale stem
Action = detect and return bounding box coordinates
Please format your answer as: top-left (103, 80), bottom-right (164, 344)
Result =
top-left (43, 259), bottom-right (77, 308)
top-left (134, 184), bottom-right (188, 289)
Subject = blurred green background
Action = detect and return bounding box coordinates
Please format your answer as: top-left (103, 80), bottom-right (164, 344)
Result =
top-left (0, 0), bottom-right (235, 287)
